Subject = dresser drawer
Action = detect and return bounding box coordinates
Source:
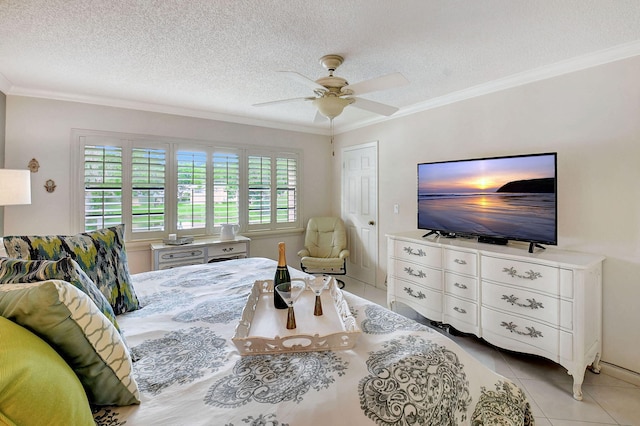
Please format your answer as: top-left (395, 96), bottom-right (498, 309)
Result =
top-left (157, 259), bottom-right (204, 270)
top-left (444, 249), bottom-right (477, 276)
top-left (444, 272), bottom-right (477, 301)
top-left (394, 278), bottom-right (442, 316)
top-left (482, 281), bottom-right (559, 326)
top-left (482, 307), bottom-right (558, 356)
top-left (208, 241), bottom-right (247, 257)
top-left (444, 295), bottom-right (478, 326)
top-left (393, 259), bottom-right (442, 291)
top-left (393, 240), bottom-right (441, 268)
top-left (158, 248), bottom-right (206, 263)
top-left (481, 256), bottom-right (559, 294)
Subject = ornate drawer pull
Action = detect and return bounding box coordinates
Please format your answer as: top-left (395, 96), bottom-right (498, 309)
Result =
top-left (403, 287), bottom-right (426, 299)
top-left (453, 307), bottom-right (467, 314)
top-left (454, 259), bottom-right (467, 265)
top-left (403, 246), bottom-right (426, 257)
top-left (500, 321), bottom-right (543, 338)
top-left (502, 267), bottom-right (542, 280)
top-left (501, 294), bottom-right (544, 309)
top-left (222, 247), bottom-right (234, 252)
top-left (404, 266), bottom-right (426, 278)
top-left (454, 282), bottom-right (468, 290)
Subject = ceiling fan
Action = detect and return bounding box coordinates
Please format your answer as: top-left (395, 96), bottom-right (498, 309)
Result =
top-left (253, 54), bottom-right (409, 122)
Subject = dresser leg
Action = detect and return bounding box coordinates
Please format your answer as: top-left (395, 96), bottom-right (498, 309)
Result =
top-left (590, 352), bottom-right (602, 374)
top-left (572, 380), bottom-right (584, 401)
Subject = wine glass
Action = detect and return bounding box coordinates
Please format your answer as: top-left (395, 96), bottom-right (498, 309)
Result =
top-left (306, 275), bottom-right (331, 316)
top-left (275, 280), bottom-right (306, 329)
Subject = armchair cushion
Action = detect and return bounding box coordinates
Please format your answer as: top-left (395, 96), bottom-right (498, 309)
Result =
top-left (302, 217), bottom-right (348, 259)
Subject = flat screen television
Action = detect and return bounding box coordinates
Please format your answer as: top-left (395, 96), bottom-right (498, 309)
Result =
top-left (417, 152), bottom-right (557, 252)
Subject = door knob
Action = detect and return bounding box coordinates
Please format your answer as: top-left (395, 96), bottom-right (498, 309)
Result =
top-left (369, 220), bottom-right (375, 226)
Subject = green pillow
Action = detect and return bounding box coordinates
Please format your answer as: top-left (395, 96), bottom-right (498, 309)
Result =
top-left (0, 280), bottom-right (140, 406)
top-left (3, 224), bottom-right (140, 314)
top-left (0, 256), bottom-right (121, 333)
top-left (0, 316), bottom-right (95, 425)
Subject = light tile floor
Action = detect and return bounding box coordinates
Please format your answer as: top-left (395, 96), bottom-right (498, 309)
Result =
top-left (342, 278), bottom-right (640, 426)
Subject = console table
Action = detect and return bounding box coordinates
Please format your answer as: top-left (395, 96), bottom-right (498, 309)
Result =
top-left (387, 231), bottom-right (604, 400)
top-left (151, 236), bottom-right (250, 270)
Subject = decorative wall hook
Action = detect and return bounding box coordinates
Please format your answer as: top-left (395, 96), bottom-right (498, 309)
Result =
top-left (44, 179), bottom-right (56, 193)
top-left (28, 158), bottom-right (40, 173)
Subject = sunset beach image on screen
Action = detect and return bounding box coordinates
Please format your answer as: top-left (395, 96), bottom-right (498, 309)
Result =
top-left (417, 153), bottom-right (557, 244)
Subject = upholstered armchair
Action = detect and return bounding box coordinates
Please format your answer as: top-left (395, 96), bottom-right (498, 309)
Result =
top-left (297, 217), bottom-right (349, 288)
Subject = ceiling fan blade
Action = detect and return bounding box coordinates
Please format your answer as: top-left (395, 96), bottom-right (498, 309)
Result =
top-left (351, 97), bottom-right (399, 116)
top-left (252, 96), bottom-right (314, 107)
top-left (278, 71), bottom-right (326, 91)
top-left (313, 110), bottom-right (327, 123)
top-left (344, 72), bottom-right (409, 96)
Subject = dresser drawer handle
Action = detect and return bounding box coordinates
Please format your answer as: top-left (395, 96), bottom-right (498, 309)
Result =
top-left (403, 287), bottom-right (426, 299)
top-left (453, 307), bottom-right (467, 314)
top-left (403, 246), bottom-right (426, 257)
top-left (454, 282), bottom-right (468, 290)
top-left (501, 294), bottom-right (544, 310)
top-left (502, 267), bottom-right (542, 280)
top-left (500, 321), bottom-right (543, 338)
top-left (222, 247), bottom-right (234, 252)
top-left (454, 259), bottom-right (467, 265)
top-left (403, 266), bottom-right (426, 278)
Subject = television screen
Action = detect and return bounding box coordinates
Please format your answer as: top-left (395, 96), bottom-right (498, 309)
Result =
top-left (417, 153), bottom-right (557, 245)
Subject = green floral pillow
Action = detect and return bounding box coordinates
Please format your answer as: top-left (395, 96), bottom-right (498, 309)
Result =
top-left (3, 225), bottom-right (140, 314)
top-left (0, 256), bottom-right (121, 332)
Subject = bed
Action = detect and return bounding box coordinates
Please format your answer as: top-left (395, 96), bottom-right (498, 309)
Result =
top-left (87, 257), bottom-right (534, 425)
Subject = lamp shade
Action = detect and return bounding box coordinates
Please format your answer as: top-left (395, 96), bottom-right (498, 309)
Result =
top-left (313, 96), bottom-right (354, 119)
top-left (0, 169), bottom-right (32, 206)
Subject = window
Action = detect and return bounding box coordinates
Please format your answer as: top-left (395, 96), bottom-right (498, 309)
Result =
top-left (75, 131), bottom-right (301, 240)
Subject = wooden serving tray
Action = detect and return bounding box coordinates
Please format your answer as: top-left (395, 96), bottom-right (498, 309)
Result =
top-left (232, 278), bottom-right (361, 355)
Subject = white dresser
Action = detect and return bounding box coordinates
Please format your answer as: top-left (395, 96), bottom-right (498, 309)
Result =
top-left (387, 231), bottom-right (604, 400)
top-left (150, 236), bottom-right (250, 270)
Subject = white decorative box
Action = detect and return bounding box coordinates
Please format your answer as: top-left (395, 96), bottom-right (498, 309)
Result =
top-left (232, 278), bottom-right (361, 355)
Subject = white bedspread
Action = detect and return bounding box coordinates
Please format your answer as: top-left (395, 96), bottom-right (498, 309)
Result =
top-left (93, 257), bottom-right (533, 425)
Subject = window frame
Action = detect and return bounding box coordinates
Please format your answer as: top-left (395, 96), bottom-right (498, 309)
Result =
top-left (72, 129), bottom-right (303, 241)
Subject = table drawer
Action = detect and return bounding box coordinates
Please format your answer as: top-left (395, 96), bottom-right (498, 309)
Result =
top-left (444, 272), bottom-right (477, 301)
top-left (393, 259), bottom-right (442, 291)
top-left (208, 241), bottom-right (247, 257)
top-left (393, 240), bottom-right (441, 268)
top-left (481, 256), bottom-right (559, 294)
top-left (482, 281), bottom-right (559, 326)
top-left (444, 249), bottom-right (477, 276)
top-left (158, 248), bottom-right (206, 263)
top-left (482, 307), bottom-right (558, 356)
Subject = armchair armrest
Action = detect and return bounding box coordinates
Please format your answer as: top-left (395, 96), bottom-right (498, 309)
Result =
top-left (297, 249), bottom-right (310, 258)
top-left (339, 250), bottom-right (350, 259)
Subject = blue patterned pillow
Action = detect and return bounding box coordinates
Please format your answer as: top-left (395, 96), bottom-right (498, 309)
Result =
top-left (3, 225), bottom-right (140, 314)
top-left (0, 256), bottom-right (120, 332)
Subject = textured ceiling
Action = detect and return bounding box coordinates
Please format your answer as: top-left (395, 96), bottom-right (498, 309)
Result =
top-left (1, 0), bottom-right (640, 134)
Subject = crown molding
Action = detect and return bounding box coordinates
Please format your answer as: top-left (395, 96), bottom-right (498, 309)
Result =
top-left (6, 86), bottom-right (327, 135)
top-left (336, 40), bottom-right (640, 134)
top-left (0, 72), bottom-right (13, 94)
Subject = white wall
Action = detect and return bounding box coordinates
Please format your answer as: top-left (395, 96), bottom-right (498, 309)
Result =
top-left (3, 97), bottom-right (333, 271)
top-left (332, 55), bottom-right (640, 374)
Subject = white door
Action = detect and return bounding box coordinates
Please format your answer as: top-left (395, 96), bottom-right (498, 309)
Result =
top-left (342, 142), bottom-right (378, 285)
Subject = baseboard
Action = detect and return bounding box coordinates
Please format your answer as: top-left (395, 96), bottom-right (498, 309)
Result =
top-left (600, 361), bottom-right (640, 387)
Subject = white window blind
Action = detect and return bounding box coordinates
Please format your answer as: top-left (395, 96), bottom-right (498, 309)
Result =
top-left (247, 155), bottom-right (271, 225)
top-left (131, 147), bottom-right (166, 232)
top-left (83, 145), bottom-right (123, 231)
top-left (276, 156), bottom-right (297, 224)
top-left (212, 152), bottom-right (240, 227)
top-left (177, 151), bottom-right (207, 230)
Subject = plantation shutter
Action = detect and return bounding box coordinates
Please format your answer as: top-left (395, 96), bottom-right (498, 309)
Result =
top-left (131, 147), bottom-right (166, 232)
top-left (83, 145), bottom-right (123, 231)
top-left (177, 151), bottom-right (207, 230)
top-left (212, 152), bottom-right (240, 227)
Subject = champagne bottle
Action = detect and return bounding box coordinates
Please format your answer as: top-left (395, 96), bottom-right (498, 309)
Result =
top-left (273, 242), bottom-right (290, 309)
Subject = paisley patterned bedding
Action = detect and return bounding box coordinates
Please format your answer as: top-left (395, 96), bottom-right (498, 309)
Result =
top-left (93, 257), bottom-right (534, 425)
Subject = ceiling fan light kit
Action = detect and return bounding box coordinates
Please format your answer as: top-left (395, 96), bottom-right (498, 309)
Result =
top-left (254, 54), bottom-right (409, 122)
